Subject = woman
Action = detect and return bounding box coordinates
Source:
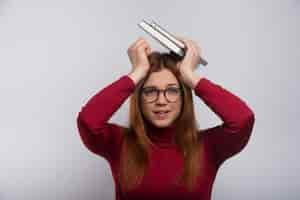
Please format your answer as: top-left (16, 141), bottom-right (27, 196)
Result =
top-left (76, 36), bottom-right (255, 200)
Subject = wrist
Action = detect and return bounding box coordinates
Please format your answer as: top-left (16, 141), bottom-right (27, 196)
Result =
top-left (127, 69), bottom-right (147, 85)
top-left (181, 72), bottom-right (203, 89)
top-left (190, 75), bottom-right (203, 89)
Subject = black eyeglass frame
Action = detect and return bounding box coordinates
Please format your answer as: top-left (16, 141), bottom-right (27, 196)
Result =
top-left (140, 85), bottom-right (184, 103)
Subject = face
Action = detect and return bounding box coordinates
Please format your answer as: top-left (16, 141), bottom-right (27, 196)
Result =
top-left (140, 68), bottom-right (183, 128)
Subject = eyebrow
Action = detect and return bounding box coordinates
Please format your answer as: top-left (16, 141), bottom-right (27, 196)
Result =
top-left (143, 83), bottom-right (179, 88)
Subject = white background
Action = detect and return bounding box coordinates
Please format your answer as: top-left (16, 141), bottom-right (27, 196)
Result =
top-left (0, 0), bottom-right (299, 199)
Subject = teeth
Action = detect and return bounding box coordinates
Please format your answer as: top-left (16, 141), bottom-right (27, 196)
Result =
top-left (155, 111), bottom-right (168, 114)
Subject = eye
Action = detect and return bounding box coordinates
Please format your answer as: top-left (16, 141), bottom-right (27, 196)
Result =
top-left (142, 88), bottom-right (157, 96)
top-left (166, 87), bottom-right (180, 94)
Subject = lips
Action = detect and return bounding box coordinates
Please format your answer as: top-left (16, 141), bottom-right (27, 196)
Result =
top-left (152, 110), bottom-right (171, 119)
top-left (153, 110), bottom-right (170, 114)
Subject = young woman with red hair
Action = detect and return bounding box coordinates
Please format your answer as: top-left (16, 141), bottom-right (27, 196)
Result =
top-left (76, 36), bottom-right (255, 200)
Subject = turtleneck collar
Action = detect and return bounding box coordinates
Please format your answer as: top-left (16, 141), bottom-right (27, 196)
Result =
top-left (144, 120), bottom-right (177, 148)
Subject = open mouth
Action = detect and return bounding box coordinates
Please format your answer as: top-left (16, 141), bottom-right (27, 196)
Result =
top-left (152, 110), bottom-right (171, 119)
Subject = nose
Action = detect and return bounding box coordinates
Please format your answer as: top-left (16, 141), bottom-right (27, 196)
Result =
top-left (156, 91), bottom-right (168, 104)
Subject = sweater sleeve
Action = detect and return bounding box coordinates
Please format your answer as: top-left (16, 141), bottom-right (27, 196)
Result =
top-left (76, 75), bottom-right (136, 162)
top-left (194, 78), bottom-right (255, 166)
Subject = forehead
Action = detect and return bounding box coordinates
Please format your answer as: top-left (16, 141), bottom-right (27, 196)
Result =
top-left (143, 68), bottom-right (179, 87)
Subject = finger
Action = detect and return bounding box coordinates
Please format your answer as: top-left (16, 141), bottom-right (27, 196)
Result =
top-left (174, 36), bottom-right (196, 57)
top-left (182, 39), bottom-right (193, 55)
top-left (194, 44), bottom-right (201, 54)
top-left (178, 36), bottom-right (188, 46)
top-left (174, 35), bottom-right (183, 42)
top-left (136, 43), bottom-right (150, 54)
top-left (146, 46), bottom-right (152, 55)
top-left (135, 39), bottom-right (151, 52)
top-left (190, 42), bottom-right (202, 68)
top-left (136, 41), bottom-right (150, 50)
top-left (176, 62), bottom-right (181, 70)
top-left (129, 37), bottom-right (147, 50)
top-left (174, 35), bottom-right (190, 49)
top-left (142, 44), bottom-right (152, 56)
top-left (191, 40), bottom-right (201, 55)
top-left (133, 39), bottom-right (147, 50)
top-left (174, 34), bottom-right (186, 42)
top-left (189, 40), bottom-right (198, 57)
top-left (128, 38), bottom-right (141, 49)
top-left (186, 39), bottom-right (198, 57)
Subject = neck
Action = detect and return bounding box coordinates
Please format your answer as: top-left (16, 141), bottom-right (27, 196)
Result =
top-left (144, 120), bottom-right (177, 148)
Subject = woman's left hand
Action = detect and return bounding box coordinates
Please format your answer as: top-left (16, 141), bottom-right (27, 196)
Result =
top-left (175, 35), bottom-right (203, 88)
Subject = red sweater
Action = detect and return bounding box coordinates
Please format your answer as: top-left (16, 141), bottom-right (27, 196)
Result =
top-left (76, 75), bottom-right (255, 200)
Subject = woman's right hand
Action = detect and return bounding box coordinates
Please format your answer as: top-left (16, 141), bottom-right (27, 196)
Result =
top-left (127, 38), bottom-right (152, 85)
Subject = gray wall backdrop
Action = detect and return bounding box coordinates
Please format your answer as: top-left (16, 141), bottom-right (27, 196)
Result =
top-left (0, 0), bottom-right (299, 199)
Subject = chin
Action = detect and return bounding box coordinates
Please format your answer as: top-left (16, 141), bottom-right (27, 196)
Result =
top-left (151, 119), bottom-right (173, 128)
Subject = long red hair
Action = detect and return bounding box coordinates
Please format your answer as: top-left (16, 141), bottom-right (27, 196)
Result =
top-left (119, 51), bottom-right (203, 192)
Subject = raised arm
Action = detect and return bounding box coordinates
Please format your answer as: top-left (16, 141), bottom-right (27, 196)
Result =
top-left (77, 37), bottom-right (152, 162)
top-left (194, 77), bottom-right (255, 166)
top-left (174, 35), bottom-right (255, 166)
top-left (76, 75), bottom-right (136, 162)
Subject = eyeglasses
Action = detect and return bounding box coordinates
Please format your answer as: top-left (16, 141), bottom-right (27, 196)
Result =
top-left (141, 86), bottom-right (183, 103)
